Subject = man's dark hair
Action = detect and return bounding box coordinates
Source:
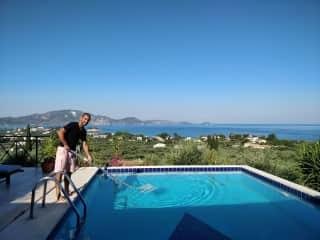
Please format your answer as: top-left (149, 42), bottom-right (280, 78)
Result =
top-left (82, 112), bottom-right (91, 121)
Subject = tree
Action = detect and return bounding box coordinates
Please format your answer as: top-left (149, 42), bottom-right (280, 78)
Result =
top-left (207, 135), bottom-right (219, 150)
top-left (173, 133), bottom-right (182, 141)
top-left (158, 132), bottom-right (170, 140)
top-left (25, 124), bottom-right (32, 151)
top-left (114, 131), bottom-right (133, 140)
top-left (267, 133), bottom-right (278, 144)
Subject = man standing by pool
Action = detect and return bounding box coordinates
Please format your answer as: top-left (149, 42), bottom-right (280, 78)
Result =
top-left (54, 112), bottom-right (93, 201)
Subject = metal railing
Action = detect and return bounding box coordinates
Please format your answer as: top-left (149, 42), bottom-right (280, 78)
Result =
top-left (0, 135), bottom-right (49, 166)
top-left (29, 172), bottom-right (87, 229)
top-left (49, 171), bottom-right (87, 220)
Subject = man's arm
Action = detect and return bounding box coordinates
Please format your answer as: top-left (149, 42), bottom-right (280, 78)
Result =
top-left (57, 128), bottom-right (70, 151)
top-left (82, 141), bottom-right (93, 164)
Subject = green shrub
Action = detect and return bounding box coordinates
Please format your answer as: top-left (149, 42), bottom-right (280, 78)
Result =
top-left (39, 132), bottom-right (59, 161)
top-left (298, 142), bottom-right (320, 191)
top-left (207, 135), bottom-right (219, 150)
top-left (165, 141), bottom-right (216, 165)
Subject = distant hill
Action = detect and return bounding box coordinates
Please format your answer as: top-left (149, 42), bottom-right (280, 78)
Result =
top-left (0, 110), bottom-right (191, 127)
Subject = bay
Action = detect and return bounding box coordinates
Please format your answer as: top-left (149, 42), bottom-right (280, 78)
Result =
top-left (95, 124), bottom-right (320, 141)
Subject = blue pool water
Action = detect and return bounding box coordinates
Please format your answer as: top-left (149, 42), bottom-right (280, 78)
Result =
top-left (52, 172), bottom-right (320, 239)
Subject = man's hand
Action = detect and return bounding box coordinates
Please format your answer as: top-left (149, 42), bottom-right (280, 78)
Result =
top-left (87, 155), bottom-right (93, 165)
top-left (64, 145), bottom-right (70, 152)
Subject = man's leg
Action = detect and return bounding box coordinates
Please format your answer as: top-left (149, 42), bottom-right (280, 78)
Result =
top-left (55, 173), bottom-right (63, 200)
top-left (54, 146), bottom-right (68, 201)
top-left (64, 172), bottom-right (72, 195)
top-left (65, 151), bottom-right (76, 196)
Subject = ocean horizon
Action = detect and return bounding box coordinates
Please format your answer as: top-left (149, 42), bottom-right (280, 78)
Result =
top-left (95, 124), bottom-right (320, 141)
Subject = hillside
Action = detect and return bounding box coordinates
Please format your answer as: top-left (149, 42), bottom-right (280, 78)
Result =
top-left (0, 110), bottom-right (188, 127)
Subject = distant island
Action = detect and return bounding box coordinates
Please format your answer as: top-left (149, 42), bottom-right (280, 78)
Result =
top-left (0, 110), bottom-right (194, 127)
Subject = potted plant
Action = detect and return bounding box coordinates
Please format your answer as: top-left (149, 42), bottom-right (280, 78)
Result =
top-left (41, 156), bottom-right (55, 173)
top-left (39, 132), bottom-right (58, 174)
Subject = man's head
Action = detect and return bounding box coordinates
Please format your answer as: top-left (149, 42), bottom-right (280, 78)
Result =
top-left (79, 113), bottom-right (91, 127)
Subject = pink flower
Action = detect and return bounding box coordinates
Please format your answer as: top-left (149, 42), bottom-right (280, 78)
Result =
top-left (109, 157), bottom-right (123, 166)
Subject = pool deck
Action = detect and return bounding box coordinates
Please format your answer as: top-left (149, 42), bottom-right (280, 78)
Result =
top-left (0, 166), bottom-right (98, 240)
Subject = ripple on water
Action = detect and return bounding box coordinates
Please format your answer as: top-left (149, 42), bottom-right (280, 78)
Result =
top-left (113, 175), bottom-right (223, 209)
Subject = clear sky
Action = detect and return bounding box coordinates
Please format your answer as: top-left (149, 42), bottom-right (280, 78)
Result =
top-left (1, 0), bottom-right (319, 123)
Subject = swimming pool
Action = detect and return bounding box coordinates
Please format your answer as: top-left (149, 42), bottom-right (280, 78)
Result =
top-left (50, 166), bottom-right (320, 240)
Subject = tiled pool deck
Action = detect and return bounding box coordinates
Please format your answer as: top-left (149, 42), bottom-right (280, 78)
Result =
top-left (0, 165), bottom-right (319, 239)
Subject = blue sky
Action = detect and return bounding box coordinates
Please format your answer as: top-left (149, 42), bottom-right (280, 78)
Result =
top-left (1, 0), bottom-right (319, 123)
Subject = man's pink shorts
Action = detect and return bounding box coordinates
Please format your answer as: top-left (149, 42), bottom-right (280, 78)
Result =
top-left (54, 146), bottom-right (76, 173)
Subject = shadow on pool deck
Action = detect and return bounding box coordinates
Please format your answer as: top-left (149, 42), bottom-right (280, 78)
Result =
top-left (0, 167), bottom-right (48, 231)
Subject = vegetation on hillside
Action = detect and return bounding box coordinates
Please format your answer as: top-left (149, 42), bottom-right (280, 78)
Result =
top-left (1, 126), bottom-right (319, 191)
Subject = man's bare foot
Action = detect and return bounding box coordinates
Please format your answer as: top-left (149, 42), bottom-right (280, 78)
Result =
top-left (69, 191), bottom-right (75, 196)
top-left (57, 196), bottom-right (65, 202)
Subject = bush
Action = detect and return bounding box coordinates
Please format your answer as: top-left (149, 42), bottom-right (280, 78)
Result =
top-left (298, 142), bottom-right (320, 191)
top-left (207, 135), bottom-right (219, 150)
top-left (165, 141), bottom-right (216, 165)
top-left (40, 132), bottom-right (58, 157)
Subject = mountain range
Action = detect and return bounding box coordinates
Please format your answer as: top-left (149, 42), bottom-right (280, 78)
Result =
top-left (0, 110), bottom-right (192, 127)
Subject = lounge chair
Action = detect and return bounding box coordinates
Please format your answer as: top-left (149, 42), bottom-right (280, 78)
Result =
top-left (0, 165), bottom-right (24, 185)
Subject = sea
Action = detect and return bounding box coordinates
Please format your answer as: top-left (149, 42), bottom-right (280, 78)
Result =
top-left (1, 124), bottom-right (319, 141)
top-left (94, 124), bottom-right (320, 141)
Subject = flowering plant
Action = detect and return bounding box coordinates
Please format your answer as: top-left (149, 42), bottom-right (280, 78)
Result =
top-left (107, 140), bottom-right (123, 166)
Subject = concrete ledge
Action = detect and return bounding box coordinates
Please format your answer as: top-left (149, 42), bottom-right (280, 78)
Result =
top-left (0, 167), bottom-right (99, 240)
